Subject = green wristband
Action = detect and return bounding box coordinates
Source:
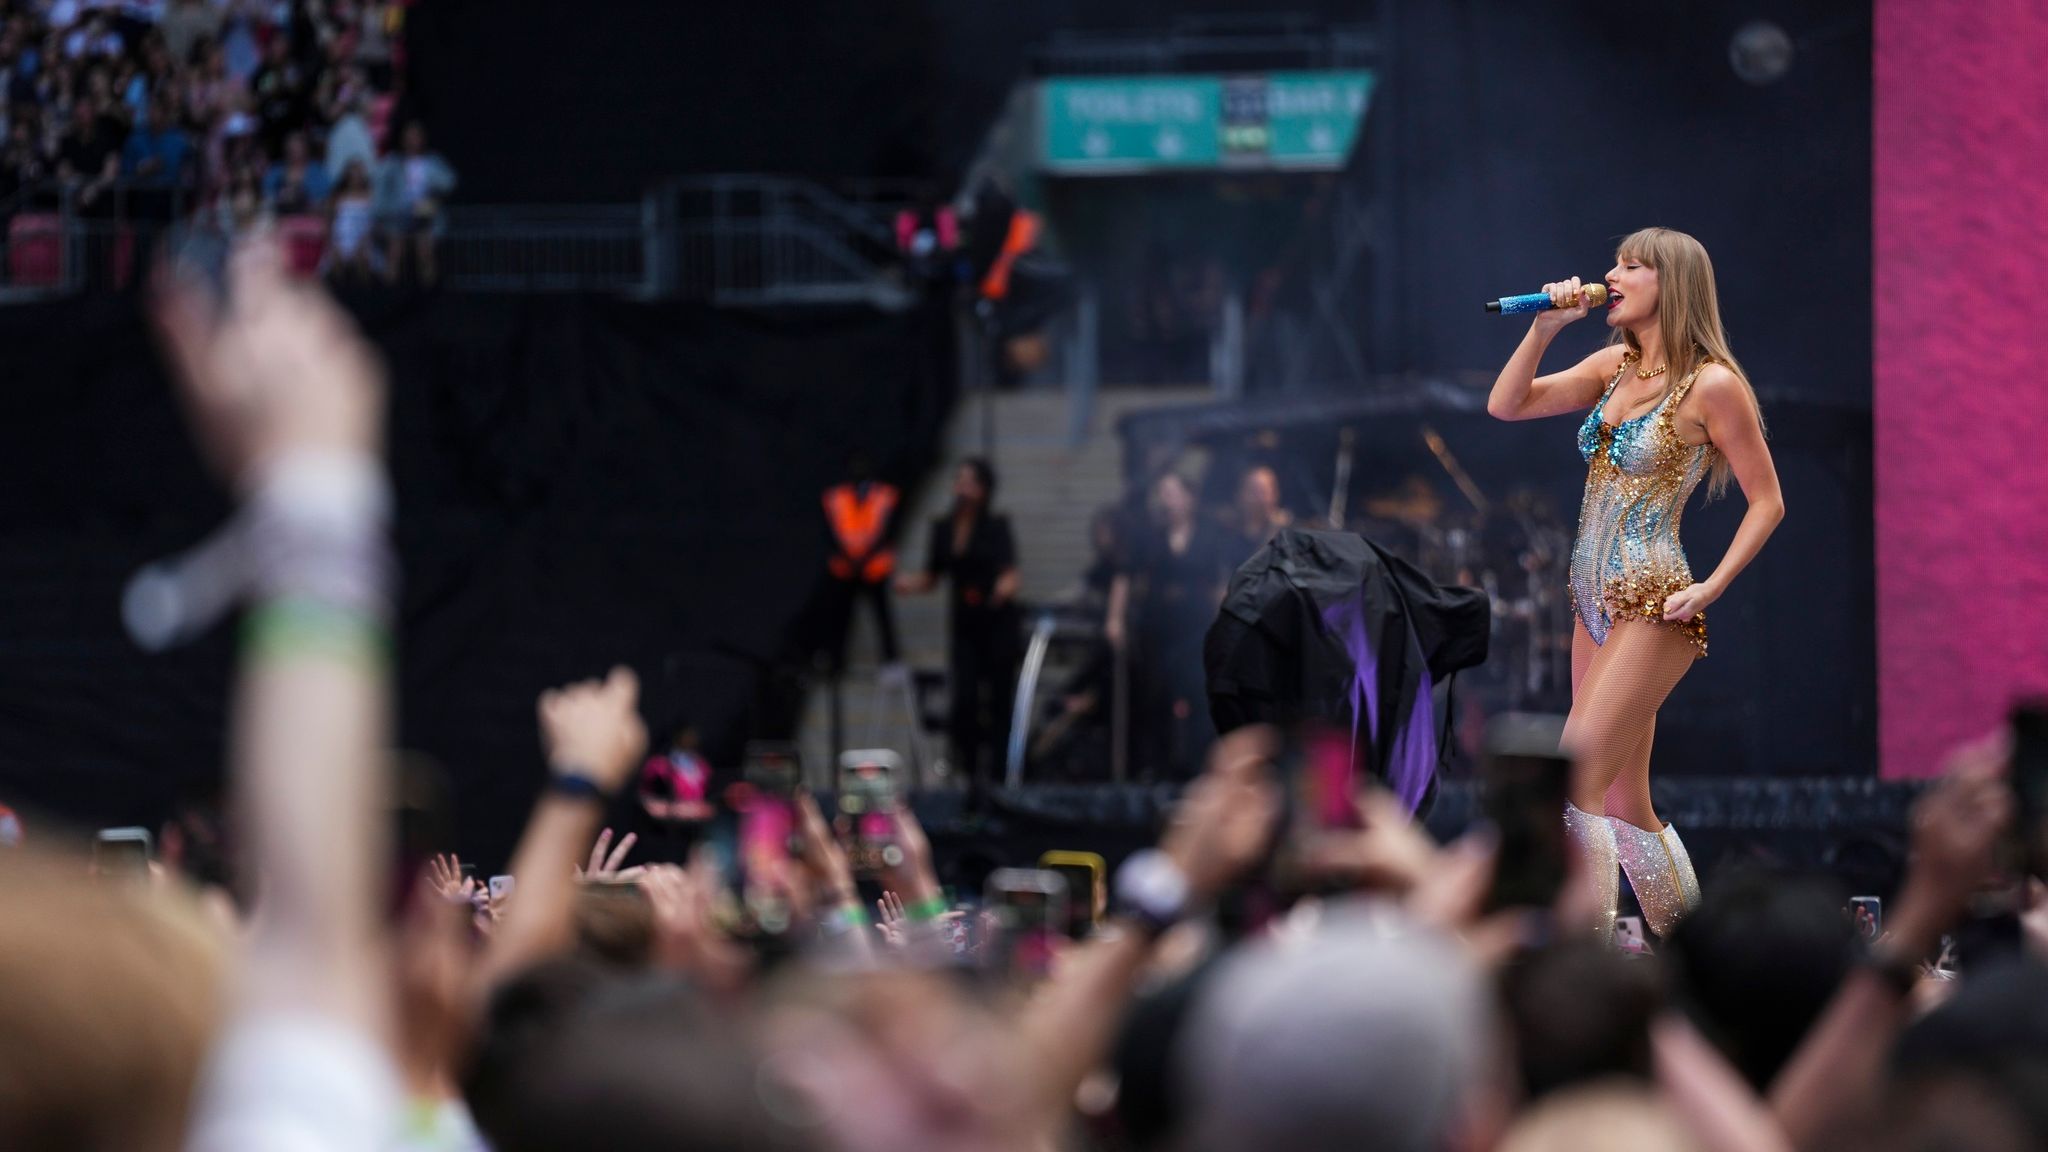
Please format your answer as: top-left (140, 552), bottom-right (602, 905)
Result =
top-left (906, 895), bottom-right (949, 923)
top-left (243, 598), bottom-right (390, 664)
top-left (823, 903), bottom-right (871, 936)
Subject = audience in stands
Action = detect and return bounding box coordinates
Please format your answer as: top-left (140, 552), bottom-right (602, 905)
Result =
top-left (122, 95), bottom-right (189, 185)
top-left (0, 0), bottom-right (443, 286)
top-left (375, 118), bottom-right (450, 283)
top-left (263, 126), bottom-right (327, 211)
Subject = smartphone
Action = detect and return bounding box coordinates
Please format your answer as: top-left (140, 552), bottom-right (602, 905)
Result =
top-left (732, 741), bottom-right (804, 934)
top-left (1615, 915), bottom-right (1650, 955)
top-left (94, 826), bottom-right (154, 879)
top-left (2011, 701), bottom-right (2048, 879)
top-left (1039, 851), bottom-right (1106, 939)
top-left (459, 862), bottom-right (477, 884)
top-left (837, 749), bottom-right (903, 874)
top-left (1259, 725), bottom-right (1362, 898)
top-left (489, 875), bottom-right (516, 902)
top-left (985, 868), bottom-right (1067, 978)
top-left (1291, 724), bottom-right (1363, 835)
top-left (1480, 714), bottom-right (1573, 912)
top-left (1849, 896), bottom-right (1882, 941)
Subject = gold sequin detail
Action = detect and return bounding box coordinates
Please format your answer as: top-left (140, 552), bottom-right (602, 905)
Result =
top-left (1569, 356), bottom-right (1717, 658)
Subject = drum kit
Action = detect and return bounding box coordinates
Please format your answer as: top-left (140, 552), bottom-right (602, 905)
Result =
top-left (1343, 446), bottom-right (1576, 712)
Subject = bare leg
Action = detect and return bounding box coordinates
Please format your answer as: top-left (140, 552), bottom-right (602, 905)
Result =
top-left (1560, 621), bottom-right (1696, 817)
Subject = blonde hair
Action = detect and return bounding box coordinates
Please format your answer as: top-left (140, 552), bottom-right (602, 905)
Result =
top-left (0, 850), bottom-right (225, 1152)
top-left (1610, 227), bottom-right (1763, 498)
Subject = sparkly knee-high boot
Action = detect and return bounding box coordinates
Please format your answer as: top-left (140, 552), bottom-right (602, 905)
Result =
top-left (1609, 817), bottom-right (1702, 939)
top-left (1564, 803), bottom-right (1620, 946)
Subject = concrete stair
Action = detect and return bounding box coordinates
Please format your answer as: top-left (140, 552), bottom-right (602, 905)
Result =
top-left (795, 385), bottom-right (1212, 783)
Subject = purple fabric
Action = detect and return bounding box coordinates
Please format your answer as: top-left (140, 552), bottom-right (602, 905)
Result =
top-left (1320, 591), bottom-right (1439, 814)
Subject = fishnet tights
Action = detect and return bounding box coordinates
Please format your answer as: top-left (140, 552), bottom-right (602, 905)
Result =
top-left (1564, 620), bottom-right (1698, 830)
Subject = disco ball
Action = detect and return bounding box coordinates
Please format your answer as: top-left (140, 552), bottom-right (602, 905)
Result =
top-left (1729, 20), bottom-right (1796, 86)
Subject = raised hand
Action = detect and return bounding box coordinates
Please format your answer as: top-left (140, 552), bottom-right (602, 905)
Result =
top-left (427, 853), bottom-right (467, 900)
top-left (537, 666), bottom-right (648, 795)
top-left (883, 803), bottom-right (942, 906)
top-left (577, 827), bottom-right (640, 882)
top-left (1161, 725), bottom-right (1282, 904)
top-left (153, 233), bottom-right (385, 487)
top-left (794, 792), bottom-right (858, 909)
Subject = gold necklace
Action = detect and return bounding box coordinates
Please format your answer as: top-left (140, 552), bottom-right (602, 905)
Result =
top-left (1636, 362), bottom-right (1669, 380)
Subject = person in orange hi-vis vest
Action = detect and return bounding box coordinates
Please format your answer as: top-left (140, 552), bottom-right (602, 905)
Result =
top-left (820, 453), bottom-right (902, 671)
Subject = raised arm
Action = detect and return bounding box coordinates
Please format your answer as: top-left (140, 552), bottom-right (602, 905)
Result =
top-left (154, 239), bottom-right (394, 1035)
top-left (477, 668), bottom-right (648, 988)
top-left (1768, 736), bottom-right (2010, 1149)
top-left (1014, 726), bottom-right (1279, 1125)
top-left (1486, 278), bottom-right (1622, 422)
top-left (157, 240), bottom-right (418, 1152)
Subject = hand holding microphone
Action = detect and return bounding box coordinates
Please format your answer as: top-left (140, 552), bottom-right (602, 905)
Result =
top-left (1484, 277), bottom-right (1609, 326)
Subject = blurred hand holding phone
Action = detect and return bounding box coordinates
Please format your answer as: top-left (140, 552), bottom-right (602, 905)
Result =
top-left (836, 749), bottom-right (903, 875)
top-left (725, 741), bottom-right (804, 936)
top-left (984, 868), bottom-right (1067, 978)
top-left (1479, 713), bottom-right (1572, 914)
top-left (1267, 725), bottom-right (1363, 895)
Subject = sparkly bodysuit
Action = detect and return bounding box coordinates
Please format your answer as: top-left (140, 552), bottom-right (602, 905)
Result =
top-left (1569, 354), bottom-right (1716, 657)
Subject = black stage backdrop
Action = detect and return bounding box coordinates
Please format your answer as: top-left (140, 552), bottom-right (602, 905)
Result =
top-left (0, 293), bottom-right (955, 867)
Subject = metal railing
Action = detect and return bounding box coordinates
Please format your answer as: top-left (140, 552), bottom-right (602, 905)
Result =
top-left (439, 204), bottom-right (647, 293)
top-left (2, 175), bottom-right (920, 305)
top-left (1031, 11), bottom-right (1379, 75)
top-left (652, 176), bottom-right (917, 309)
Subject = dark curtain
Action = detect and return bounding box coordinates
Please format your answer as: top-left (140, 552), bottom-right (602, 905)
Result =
top-left (0, 291), bottom-right (956, 868)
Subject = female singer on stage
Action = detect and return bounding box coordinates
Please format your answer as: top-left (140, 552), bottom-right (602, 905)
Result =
top-left (1486, 227), bottom-right (1784, 940)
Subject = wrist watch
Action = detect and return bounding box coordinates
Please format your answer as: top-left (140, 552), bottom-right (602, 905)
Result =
top-left (1113, 849), bottom-right (1192, 938)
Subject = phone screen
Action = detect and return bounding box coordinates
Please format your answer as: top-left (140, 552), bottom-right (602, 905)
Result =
top-left (837, 754), bottom-right (900, 873)
top-left (1481, 736), bottom-right (1572, 912)
top-left (732, 743), bottom-right (803, 935)
top-left (1293, 726), bottom-right (1361, 834)
top-left (986, 869), bottom-right (1066, 977)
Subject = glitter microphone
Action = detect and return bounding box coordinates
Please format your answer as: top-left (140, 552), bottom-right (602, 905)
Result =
top-left (1484, 283), bottom-right (1609, 314)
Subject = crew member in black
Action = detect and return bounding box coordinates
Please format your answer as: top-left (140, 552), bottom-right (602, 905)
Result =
top-left (1109, 471), bottom-right (1235, 779)
top-left (897, 458), bottom-right (1020, 803)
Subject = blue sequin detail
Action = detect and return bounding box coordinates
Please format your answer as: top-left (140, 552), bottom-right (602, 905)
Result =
top-left (1496, 292), bottom-right (1555, 315)
top-left (1567, 359), bottom-right (1715, 654)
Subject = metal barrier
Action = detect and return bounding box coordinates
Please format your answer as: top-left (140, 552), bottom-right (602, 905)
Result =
top-left (439, 204), bottom-right (648, 293)
top-left (2, 175), bottom-right (917, 305)
top-left (1002, 603), bottom-right (1123, 787)
top-left (654, 176), bottom-right (916, 309)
